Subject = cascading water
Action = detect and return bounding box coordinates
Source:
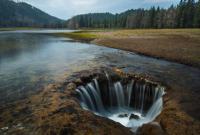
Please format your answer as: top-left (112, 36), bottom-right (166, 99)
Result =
top-left (76, 74), bottom-right (165, 132)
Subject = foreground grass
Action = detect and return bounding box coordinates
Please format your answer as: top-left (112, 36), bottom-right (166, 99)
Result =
top-left (62, 29), bottom-right (200, 68)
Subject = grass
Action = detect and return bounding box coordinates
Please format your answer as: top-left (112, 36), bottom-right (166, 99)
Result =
top-left (62, 29), bottom-right (200, 39)
top-left (61, 29), bottom-right (200, 68)
top-left (56, 31), bottom-right (98, 41)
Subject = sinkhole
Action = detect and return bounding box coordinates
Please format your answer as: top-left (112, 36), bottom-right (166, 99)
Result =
top-left (75, 72), bottom-right (165, 132)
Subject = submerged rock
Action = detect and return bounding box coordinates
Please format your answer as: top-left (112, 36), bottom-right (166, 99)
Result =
top-left (118, 114), bottom-right (128, 118)
top-left (129, 114), bottom-right (140, 120)
top-left (1, 126), bottom-right (9, 131)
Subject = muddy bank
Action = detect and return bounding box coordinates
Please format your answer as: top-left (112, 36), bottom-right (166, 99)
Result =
top-left (0, 68), bottom-right (199, 135)
top-left (0, 68), bottom-right (134, 135)
top-left (93, 36), bottom-right (200, 68)
top-left (59, 29), bottom-right (200, 68)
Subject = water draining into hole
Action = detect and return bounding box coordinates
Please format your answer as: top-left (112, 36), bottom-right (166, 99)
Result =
top-left (76, 74), bottom-right (165, 132)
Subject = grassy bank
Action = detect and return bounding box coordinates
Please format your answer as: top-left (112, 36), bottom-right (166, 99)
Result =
top-left (61, 29), bottom-right (200, 68)
top-left (56, 31), bottom-right (98, 41)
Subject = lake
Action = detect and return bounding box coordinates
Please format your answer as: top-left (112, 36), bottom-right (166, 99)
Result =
top-left (0, 30), bottom-right (199, 104)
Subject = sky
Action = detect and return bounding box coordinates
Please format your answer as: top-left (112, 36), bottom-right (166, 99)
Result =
top-left (19, 0), bottom-right (180, 20)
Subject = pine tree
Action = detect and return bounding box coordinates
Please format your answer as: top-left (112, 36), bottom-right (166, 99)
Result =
top-left (186, 0), bottom-right (195, 27)
top-left (149, 7), bottom-right (156, 28)
top-left (177, 0), bottom-right (185, 28)
top-left (194, 0), bottom-right (200, 27)
top-left (66, 0), bottom-right (200, 29)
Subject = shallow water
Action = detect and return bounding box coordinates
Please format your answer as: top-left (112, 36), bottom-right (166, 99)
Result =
top-left (0, 30), bottom-right (199, 106)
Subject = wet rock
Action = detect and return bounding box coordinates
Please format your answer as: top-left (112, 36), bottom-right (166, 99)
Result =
top-left (67, 83), bottom-right (76, 90)
top-left (1, 126), bottom-right (9, 131)
top-left (59, 127), bottom-right (74, 135)
top-left (50, 89), bottom-right (57, 92)
top-left (118, 114), bottom-right (128, 118)
top-left (74, 78), bottom-right (83, 85)
top-left (13, 123), bottom-right (24, 130)
top-left (137, 122), bottom-right (166, 135)
top-left (80, 75), bottom-right (94, 83)
top-left (129, 114), bottom-right (140, 120)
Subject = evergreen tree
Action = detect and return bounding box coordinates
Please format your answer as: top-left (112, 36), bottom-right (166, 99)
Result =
top-left (149, 7), bottom-right (156, 28)
top-left (185, 0), bottom-right (195, 27)
top-left (64, 0), bottom-right (200, 29)
top-left (194, 0), bottom-right (200, 27)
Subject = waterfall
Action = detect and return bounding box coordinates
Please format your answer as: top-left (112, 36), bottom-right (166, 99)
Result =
top-left (127, 80), bottom-right (134, 107)
top-left (105, 71), bottom-right (113, 107)
top-left (87, 83), bottom-right (105, 112)
top-left (146, 98), bottom-right (163, 120)
top-left (140, 84), bottom-right (146, 114)
top-left (114, 82), bottom-right (125, 108)
top-left (76, 75), bottom-right (165, 131)
top-left (93, 79), bottom-right (100, 95)
top-left (78, 86), bottom-right (96, 111)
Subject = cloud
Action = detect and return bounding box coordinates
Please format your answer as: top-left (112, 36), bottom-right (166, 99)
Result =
top-left (144, 0), bottom-right (171, 3)
top-left (71, 0), bottom-right (97, 6)
top-left (22, 0), bottom-right (179, 19)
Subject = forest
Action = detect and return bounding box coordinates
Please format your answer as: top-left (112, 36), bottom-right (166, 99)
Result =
top-left (0, 0), bottom-right (64, 28)
top-left (67, 0), bottom-right (200, 29)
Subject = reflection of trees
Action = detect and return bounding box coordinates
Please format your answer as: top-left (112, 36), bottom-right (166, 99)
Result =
top-left (0, 33), bottom-right (52, 104)
top-left (0, 33), bottom-right (49, 62)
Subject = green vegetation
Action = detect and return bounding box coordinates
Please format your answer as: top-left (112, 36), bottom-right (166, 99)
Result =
top-left (56, 31), bottom-right (98, 41)
top-left (0, 0), bottom-right (64, 28)
top-left (67, 0), bottom-right (200, 29)
top-left (61, 29), bottom-right (200, 40)
top-left (61, 29), bottom-right (200, 68)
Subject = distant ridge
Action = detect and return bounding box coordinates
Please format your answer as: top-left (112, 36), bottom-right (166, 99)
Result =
top-left (0, 0), bottom-right (64, 28)
top-left (66, 0), bottom-right (200, 29)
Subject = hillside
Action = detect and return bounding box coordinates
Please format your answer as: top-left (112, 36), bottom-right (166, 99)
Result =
top-left (0, 0), bottom-right (64, 28)
top-left (66, 0), bottom-right (200, 29)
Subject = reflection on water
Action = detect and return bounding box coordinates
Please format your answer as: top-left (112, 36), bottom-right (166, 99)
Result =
top-left (0, 31), bottom-right (102, 103)
top-left (0, 30), bottom-right (200, 105)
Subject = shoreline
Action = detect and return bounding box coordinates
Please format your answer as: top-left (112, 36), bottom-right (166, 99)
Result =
top-left (0, 68), bottom-right (199, 135)
top-left (0, 29), bottom-right (199, 135)
top-left (93, 39), bottom-right (200, 69)
top-left (58, 29), bottom-right (200, 69)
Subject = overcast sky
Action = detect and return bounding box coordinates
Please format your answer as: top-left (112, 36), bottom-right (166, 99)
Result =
top-left (21, 0), bottom-right (180, 20)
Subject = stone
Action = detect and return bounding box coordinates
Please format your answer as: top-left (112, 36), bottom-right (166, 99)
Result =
top-left (50, 89), bottom-right (57, 92)
top-left (138, 122), bottom-right (166, 135)
top-left (118, 114), bottom-right (128, 118)
top-left (129, 114), bottom-right (140, 120)
top-left (1, 127), bottom-right (9, 131)
top-left (74, 78), bottom-right (83, 85)
top-left (59, 127), bottom-right (74, 135)
top-left (67, 83), bottom-right (76, 90)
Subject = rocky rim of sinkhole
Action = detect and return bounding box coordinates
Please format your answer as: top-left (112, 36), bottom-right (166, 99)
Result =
top-left (74, 68), bottom-right (165, 133)
top-left (0, 68), bottom-right (166, 135)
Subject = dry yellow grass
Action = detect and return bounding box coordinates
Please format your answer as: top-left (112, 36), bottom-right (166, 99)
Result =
top-left (63, 29), bottom-right (200, 68)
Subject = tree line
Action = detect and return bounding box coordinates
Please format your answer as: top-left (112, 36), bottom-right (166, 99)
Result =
top-left (67, 0), bottom-right (200, 29)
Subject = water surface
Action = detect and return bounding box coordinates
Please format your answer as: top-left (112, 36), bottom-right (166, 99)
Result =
top-left (0, 30), bottom-right (199, 108)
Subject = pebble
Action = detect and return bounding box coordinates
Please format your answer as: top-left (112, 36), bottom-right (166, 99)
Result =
top-left (1, 127), bottom-right (9, 131)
